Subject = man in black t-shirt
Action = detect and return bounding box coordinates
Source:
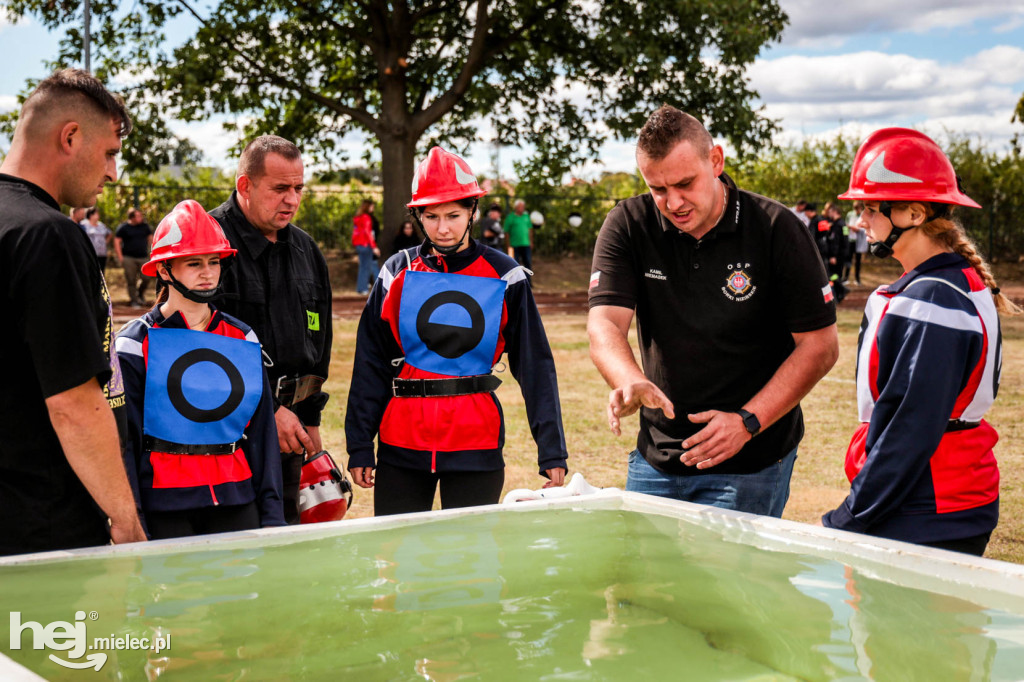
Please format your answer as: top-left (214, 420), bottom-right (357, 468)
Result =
top-left (0, 69), bottom-right (145, 555)
top-left (114, 208), bottom-right (154, 307)
top-left (477, 203), bottom-right (505, 250)
top-left (588, 106), bottom-right (839, 517)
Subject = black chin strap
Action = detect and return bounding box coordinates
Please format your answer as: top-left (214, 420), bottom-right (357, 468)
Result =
top-left (159, 259), bottom-right (233, 304)
top-left (412, 199), bottom-right (478, 256)
top-left (869, 201), bottom-right (951, 259)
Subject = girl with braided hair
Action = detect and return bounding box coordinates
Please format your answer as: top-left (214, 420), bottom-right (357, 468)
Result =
top-left (821, 128), bottom-right (1019, 556)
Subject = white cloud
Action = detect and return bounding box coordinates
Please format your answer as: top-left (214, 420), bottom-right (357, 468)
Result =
top-left (749, 46), bottom-right (1024, 151)
top-left (778, 0), bottom-right (1024, 45)
top-left (166, 118), bottom-right (241, 172)
top-left (0, 14), bottom-right (31, 31)
top-left (0, 94), bottom-right (17, 112)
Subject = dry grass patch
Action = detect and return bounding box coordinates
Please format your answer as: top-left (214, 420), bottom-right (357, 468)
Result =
top-left (326, 307), bottom-right (1024, 564)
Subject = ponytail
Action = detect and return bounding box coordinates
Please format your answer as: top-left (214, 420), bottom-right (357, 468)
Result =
top-left (921, 215), bottom-right (1021, 316)
top-left (155, 269), bottom-right (170, 304)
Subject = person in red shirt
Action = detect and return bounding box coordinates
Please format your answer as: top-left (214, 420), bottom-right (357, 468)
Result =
top-left (352, 198), bottom-right (381, 294)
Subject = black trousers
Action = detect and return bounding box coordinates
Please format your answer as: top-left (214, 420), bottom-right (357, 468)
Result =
top-left (145, 502), bottom-right (260, 540)
top-left (281, 451), bottom-right (304, 524)
top-left (374, 462), bottom-right (505, 516)
top-left (921, 531), bottom-right (992, 557)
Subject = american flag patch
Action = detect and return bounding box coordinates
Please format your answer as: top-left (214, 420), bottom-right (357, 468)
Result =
top-left (822, 283), bottom-right (834, 303)
top-left (590, 271), bottom-right (601, 289)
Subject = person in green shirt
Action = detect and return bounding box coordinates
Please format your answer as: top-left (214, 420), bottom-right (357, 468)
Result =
top-left (504, 198), bottom-right (534, 270)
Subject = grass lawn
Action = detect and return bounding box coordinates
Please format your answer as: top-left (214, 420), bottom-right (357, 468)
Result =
top-left (316, 257), bottom-right (1024, 565)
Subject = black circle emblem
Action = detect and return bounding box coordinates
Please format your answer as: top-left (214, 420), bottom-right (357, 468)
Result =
top-left (416, 291), bottom-right (485, 359)
top-left (167, 348), bottom-right (245, 423)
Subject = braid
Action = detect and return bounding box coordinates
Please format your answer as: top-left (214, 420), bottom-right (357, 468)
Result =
top-left (921, 216), bottom-right (1022, 316)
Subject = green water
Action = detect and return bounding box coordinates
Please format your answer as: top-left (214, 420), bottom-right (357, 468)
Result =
top-left (2, 508), bottom-right (1024, 680)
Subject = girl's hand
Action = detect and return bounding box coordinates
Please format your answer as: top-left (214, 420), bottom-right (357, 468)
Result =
top-left (542, 468), bottom-right (566, 488)
top-left (350, 467), bottom-right (375, 488)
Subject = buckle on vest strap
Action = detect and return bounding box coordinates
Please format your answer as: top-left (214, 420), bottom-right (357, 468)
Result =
top-left (945, 419), bottom-right (980, 433)
top-left (392, 375), bottom-right (502, 398)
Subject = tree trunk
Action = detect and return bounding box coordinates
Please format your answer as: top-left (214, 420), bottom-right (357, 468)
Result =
top-left (378, 135), bottom-right (418, 259)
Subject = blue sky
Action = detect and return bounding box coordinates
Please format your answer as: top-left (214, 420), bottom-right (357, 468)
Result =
top-left (2, 0), bottom-right (1023, 178)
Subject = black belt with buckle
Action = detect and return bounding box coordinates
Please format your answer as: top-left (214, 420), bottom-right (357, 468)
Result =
top-left (392, 374), bottom-right (502, 398)
top-left (945, 419), bottom-right (980, 432)
top-left (275, 374), bottom-right (326, 407)
top-left (144, 436), bottom-right (242, 455)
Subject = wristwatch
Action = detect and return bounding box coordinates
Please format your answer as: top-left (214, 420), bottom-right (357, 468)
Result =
top-left (736, 409), bottom-right (761, 436)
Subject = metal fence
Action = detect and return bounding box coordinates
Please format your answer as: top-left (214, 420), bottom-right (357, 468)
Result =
top-left (96, 184), bottom-right (382, 251)
top-left (94, 184), bottom-right (625, 256)
top-left (96, 184), bottom-right (1024, 262)
top-left (797, 195), bottom-right (1024, 265)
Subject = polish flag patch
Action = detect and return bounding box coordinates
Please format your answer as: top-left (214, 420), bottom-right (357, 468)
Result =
top-left (590, 271), bottom-right (601, 289)
top-left (822, 283), bottom-right (834, 303)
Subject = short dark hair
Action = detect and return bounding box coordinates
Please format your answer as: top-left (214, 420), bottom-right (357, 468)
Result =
top-left (637, 105), bottom-right (713, 161)
top-left (24, 69), bottom-right (132, 138)
top-left (85, 207), bottom-right (99, 219)
top-left (804, 202), bottom-right (817, 212)
top-left (238, 135), bottom-right (302, 180)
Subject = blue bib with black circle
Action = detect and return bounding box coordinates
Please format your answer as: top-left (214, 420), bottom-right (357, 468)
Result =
top-left (398, 270), bottom-right (507, 376)
top-left (143, 328), bottom-right (263, 445)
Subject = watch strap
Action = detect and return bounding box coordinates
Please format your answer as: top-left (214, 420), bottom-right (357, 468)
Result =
top-left (736, 408), bottom-right (761, 436)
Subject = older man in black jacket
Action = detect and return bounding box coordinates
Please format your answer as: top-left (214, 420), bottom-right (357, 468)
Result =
top-left (210, 135), bottom-right (333, 524)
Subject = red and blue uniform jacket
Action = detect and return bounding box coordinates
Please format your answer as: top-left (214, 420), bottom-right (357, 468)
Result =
top-left (823, 253), bottom-right (1001, 544)
top-left (115, 307), bottom-right (285, 529)
top-left (345, 240), bottom-right (569, 475)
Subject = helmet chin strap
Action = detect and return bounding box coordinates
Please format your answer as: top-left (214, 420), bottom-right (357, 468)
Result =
top-left (868, 201), bottom-right (949, 259)
top-left (413, 199), bottom-right (478, 257)
top-left (868, 201), bottom-right (911, 259)
top-left (159, 263), bottom-right (231, 304)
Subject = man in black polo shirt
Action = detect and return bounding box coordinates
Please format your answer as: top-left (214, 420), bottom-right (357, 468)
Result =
top-left (588, 106), bottom-right (839, 517)
top-left (0, 69), bottom-right (146, 554)
top-left (210, 135), bottom-right (333, 524)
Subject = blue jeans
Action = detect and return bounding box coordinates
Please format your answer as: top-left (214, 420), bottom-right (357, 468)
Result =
top-left (625, 447), bottom-right (797, 518)
top-left (355, 245), bottom-right (379, 293)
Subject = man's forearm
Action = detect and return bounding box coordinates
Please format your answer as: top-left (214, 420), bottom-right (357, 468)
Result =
top-left (46, 379), bottom-right (141, 528)
top-left (744, 325), bottom-right (839, 430)
top-left (587, 312), bottom-right (647, 389)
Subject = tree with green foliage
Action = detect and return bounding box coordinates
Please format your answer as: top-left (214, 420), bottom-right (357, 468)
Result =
top-left (1, 0), bottom-right (787, 251)
top-left (724, 134), bottom-right (859, 207)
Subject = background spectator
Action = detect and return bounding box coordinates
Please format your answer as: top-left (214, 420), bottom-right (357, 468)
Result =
top-left (478, 203), bottom-right (504, 250)
top-left (82, 207), bottom-right (113, 271)
top-left (392, 219), bottom-right (420, 252)
top-left (115, 208), bottom-right (154, 307)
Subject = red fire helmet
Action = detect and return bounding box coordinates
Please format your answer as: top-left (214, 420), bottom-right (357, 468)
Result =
top-left (407, 146), bottom-right (488, 208)
top-left (839, 128), bottom-right (980, 208)
top-left (142, 200), bottom-right (237, 276)
top-left (298, 451), bottom-right (354, 524)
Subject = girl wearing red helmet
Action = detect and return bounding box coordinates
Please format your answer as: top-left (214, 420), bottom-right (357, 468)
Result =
top-left (345, 147), bottom-right (568, 515)
top-left (822, 129), bottom-right (1020, 555)
top-left (115, 200), bottom-right (285, 539)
